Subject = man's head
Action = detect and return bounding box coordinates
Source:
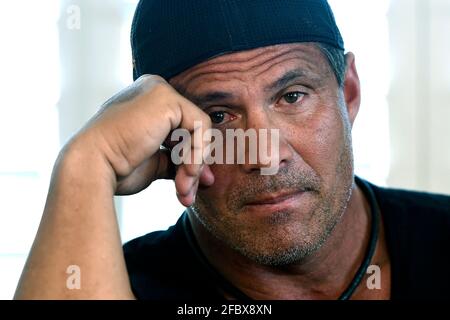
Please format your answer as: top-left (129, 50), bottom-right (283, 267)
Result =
top-left (132, 0), bottom-right (361, 266)
top-left (170, 43), bottom-right (360, 266)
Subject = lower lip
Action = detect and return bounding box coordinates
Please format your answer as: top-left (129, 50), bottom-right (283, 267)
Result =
top-left (243, 191), bottom-right (308, 215)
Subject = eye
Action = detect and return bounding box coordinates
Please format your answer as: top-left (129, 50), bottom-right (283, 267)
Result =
top-left (281, 91), bottom-right (305, 104)
top-left (208, 111), bottom-right (236, 125)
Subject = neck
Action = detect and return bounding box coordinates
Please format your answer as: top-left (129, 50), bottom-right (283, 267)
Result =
top-left (189, 182), bottom-right (389, 299)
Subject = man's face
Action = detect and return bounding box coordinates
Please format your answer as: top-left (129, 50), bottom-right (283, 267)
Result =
top-left (170, 43), bottom-right (360, 266)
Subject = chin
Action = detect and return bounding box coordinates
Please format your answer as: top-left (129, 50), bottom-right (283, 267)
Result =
top-left (220, 214), bottom-right (328, 265)
top-left (231, 233), bottom-right (324, 267)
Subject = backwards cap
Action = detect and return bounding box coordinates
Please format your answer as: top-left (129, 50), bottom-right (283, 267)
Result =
top-left (131, 0), bottom-right (344, 80)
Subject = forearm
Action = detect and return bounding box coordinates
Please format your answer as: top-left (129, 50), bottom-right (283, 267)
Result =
top-left (14, 142), bottom-right (134, 299)
top-left (13, 75), bottom-right (210, 299)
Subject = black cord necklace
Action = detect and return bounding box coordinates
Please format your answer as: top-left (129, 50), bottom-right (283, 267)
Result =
top-left (183, 176), bottom-right (380, 300)
top-left (338, 176), bottom-right (380, 300)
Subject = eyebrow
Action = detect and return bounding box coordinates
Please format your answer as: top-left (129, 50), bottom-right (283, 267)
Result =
top-left (181, 68), bottom-right (321, 108)
top-left (264, 68), bottom-right (318, 93)
top-left (186, 91), bottom-right (235, 108)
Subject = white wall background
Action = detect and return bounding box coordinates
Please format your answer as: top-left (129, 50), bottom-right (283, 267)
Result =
top-left (0, 0), bottom-right (448, 299)
top-left (387, 0), bottom-right (450, 194)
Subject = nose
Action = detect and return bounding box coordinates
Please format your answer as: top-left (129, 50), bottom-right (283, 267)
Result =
top-left (239, 110), bottom-right (293, 175)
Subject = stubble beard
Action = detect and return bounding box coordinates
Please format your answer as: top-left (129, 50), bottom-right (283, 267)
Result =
top-left (190, 132), bottom-right (355, 267)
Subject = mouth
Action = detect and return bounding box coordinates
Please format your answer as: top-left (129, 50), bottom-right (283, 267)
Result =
top-left (243, 190), bottom-right (310, 214)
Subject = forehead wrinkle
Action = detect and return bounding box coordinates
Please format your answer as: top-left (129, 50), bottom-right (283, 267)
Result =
top-left (195, 46), bottom-right (280, 69)
top-left (191, 44), bottom-right (292, 70)
top-left (174, 48), bottom-right (281, 85)
top-left (172, 44), bottom-right (330, 98)
top-left (253, 53), bottom-right (332, 90)
top-left (253, 55), bottom-right (317, 79)
top-left (177, 45), bottom-right (319, 86)
top-left (179, 57), bottom-right (279, 86)
top-left (210, 54), bottom-right (327, 93)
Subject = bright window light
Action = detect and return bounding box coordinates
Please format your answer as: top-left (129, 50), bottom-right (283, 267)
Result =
top-left (329, 0), bottom-right (392, 186)
top-left (0, 1), bottom-right (61, 299)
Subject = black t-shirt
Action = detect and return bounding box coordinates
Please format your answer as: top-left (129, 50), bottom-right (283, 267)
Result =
top-left (123, 177), bottom-right (450, 300)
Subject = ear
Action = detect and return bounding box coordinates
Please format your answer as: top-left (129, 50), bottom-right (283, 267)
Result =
top-left (343, 52), bottom-right (361, 127)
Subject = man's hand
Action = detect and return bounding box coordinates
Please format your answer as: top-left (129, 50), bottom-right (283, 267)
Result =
top-left (71, 74), bottom-right (214, 205)
top-left (14, 75), bottom-right (213, 299)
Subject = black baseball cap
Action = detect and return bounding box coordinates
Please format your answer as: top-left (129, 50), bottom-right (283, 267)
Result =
top-left (131, 0), bottom-right (344, 81)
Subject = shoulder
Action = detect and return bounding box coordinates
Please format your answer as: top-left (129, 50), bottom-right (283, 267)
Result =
top-left (366, 180), bottom-right (450, 299)
top-left (369, 181), bottom-right (450, 247)
top-left (370, 182), bottom-right (450, 225)
top-left (372, 183), bottom-right (450, 210)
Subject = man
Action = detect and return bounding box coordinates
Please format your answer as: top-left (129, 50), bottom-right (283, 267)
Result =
top-left (15, 0), bottom-right (450, 300)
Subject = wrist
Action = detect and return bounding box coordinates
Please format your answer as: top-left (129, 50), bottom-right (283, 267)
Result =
top-left (54, 135), bottom-right (118, 195)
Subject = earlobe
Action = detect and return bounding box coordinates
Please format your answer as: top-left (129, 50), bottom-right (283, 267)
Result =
top-left (343, 52), bottom-right (361, 126)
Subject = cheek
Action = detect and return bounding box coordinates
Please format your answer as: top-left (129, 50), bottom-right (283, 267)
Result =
top-left (283, 103), bottom-right (347, 179)
top-left (198, 164), bottom-right (237, 207)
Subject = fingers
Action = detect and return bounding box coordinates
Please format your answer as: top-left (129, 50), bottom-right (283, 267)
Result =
top-left (115, 148), bottom-right (175, 195)
top-left (122, 76), bottom-right (214, 205)
top-left (175, 163), bottom-right (215, 206)
top-left (168, 97), bottom-right (214, 206)
top-left (79, 74), bottom-right (216, 198)
top-left (155, 147), bottom-right (177, 180)
top-left (175, 166), bottom-right (199, 207)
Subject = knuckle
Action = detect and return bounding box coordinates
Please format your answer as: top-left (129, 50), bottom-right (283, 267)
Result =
top-left (139, 74), bottom-right (170, 93)
top-left (151, 81), bottom-right (175, 99)
top-left (139, 73), bottom-right (166, 84)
